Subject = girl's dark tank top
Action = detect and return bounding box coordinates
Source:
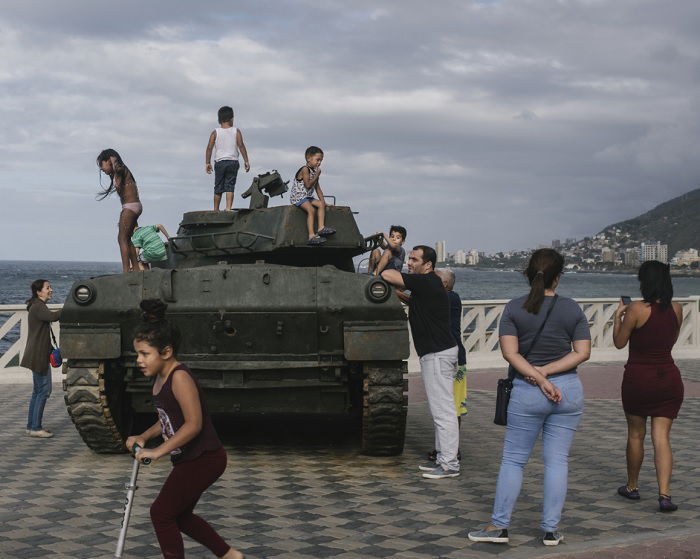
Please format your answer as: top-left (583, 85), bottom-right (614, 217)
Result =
top-left (152, 363), bottom-right (222, 464)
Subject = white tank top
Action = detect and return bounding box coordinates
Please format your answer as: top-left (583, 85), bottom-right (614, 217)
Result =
top-left (214, 127), bottom-right (239, 161)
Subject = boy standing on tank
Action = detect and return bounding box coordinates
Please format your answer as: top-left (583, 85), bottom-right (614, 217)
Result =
top-left (205, 106), bottom-right (250, 211)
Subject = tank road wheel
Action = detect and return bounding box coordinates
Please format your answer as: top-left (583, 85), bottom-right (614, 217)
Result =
top-left (63, 361), bottom-right (131, 453)
top-left (361, 362), bottom-right (408, 456)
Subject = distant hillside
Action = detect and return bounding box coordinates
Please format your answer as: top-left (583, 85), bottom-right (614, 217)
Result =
top-left (600, 188), bottom-right (700, 254)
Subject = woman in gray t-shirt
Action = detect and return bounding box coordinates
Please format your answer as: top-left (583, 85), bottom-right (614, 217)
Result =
top-left (469, 249), bottom-right (591, 547)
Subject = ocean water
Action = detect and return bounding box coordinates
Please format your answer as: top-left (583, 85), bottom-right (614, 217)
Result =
top-left (3, 260), bottom-right (700, 306)
top-left (3, 260), bottom-right (700, 354)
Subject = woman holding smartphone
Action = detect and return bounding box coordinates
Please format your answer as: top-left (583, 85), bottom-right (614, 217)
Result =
top-left (613, 260), bottom-right (683, 512)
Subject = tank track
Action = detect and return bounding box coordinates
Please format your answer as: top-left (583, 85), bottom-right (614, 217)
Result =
top-left (63, 362), bottom-right (127, 453)
top-left (361, 362), bottom-right (408, 456)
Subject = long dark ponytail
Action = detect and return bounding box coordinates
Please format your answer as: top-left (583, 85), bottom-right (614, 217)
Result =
top-left (96, 148), bottom-right (131, 200)
top-left (523, 249), bottom-right (564, 314)
top-left (133, 299), bottom-right (181, 353)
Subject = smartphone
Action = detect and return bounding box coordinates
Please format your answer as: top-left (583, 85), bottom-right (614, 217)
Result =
top-left (621, 295), bottom-right (632, 306)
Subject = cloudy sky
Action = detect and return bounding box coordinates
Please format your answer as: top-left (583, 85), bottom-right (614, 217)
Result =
top-left (1, 0), bottom-right (699, 261)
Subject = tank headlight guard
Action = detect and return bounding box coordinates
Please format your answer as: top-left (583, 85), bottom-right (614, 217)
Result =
top-left (366, 279), bottom-right (391, 303)
top-left (73, 283), bottom-right (95, 305)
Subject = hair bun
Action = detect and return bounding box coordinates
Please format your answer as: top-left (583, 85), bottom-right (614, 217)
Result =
top-left (140, 298), bottom-right (168, 322)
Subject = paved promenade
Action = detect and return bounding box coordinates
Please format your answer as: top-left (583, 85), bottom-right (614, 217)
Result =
top-left (1, 362), bottom-right (699, 558)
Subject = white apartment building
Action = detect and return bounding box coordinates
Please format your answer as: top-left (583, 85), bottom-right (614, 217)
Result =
top-left (436, 241), bottom-right (446, 263)
top-left (639, 241), bottom-right (668, 264)
top-left (453, 249), bottom-right (479, 265)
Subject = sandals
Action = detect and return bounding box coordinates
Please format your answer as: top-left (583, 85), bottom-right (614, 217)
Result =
top-left (617, 485), bottom-right (640, 500)
top-left (317, 227), bottom-right (336, 237)
top-left (659, 494), bottom-right (678, 512)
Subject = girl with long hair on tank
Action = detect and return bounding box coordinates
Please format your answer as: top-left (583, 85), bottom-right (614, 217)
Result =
top-left (96, 149), bottom-right (143, 273)
top-left (126, 299), bottom-right (243, 559)
top-left (469, 249), bottom-right (591, 548)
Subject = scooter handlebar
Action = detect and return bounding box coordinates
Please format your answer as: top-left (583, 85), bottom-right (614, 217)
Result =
top-left (131, 444), bottom-right (152, 465)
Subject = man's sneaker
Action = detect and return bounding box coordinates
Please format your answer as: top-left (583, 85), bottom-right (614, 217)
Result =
top-left (418, 461), bottom-right (437, 472)
top-left (659, 495), bottom-right (678, 512)
top-left (28, 430), bottom-right (54, 438)
top-left (617, 485), bottom-right (640, 500)
top-left (427, 449), bottom-right (462, 462)
top-left (543, 532), bottom-right (564, 546)
top-left (421, 466), bottom-right (460, 479)
top-left (467, 528), bottom-right (509, 543)
top-left (317, 227), bottom-right (336, 237)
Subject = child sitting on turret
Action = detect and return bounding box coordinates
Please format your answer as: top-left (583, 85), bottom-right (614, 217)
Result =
top-left (290, 146), bottom-right (335, 246)
top-left (131, 224), bottom-right (171, 270)
top-left (368, 225), bottom-right (407, 275)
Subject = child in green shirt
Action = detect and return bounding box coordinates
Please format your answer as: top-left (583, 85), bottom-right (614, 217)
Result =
top-left (131, 224), bottom-right (171, 270)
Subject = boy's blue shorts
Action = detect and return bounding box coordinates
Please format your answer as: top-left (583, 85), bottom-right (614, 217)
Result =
top-left (214, 159), bottom-right (240, 194)
top-left (294, 197), bottom-right (316, 207)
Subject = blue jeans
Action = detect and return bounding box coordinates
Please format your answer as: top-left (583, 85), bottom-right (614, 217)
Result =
top-left (27, 368), bottom-right (52, 431)
top-left (491, 373), bottom-right (583, 532)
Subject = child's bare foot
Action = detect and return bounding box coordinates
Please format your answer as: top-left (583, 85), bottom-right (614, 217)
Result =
top-left (220, 548), bottom-right (244, 559)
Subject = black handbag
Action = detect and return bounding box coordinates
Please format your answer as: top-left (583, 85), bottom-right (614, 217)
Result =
top-left (494, 295), bottom-right (558, 426)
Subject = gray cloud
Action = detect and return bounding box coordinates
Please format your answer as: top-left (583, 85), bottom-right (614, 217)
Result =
top-left (1, 0), bottom-right (699, 261)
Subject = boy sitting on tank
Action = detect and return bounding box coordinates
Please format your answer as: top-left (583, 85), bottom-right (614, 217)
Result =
top-left (290, 146), bottom-right (335, 246)
top-left (368, 225), bottom-right (407, 275)
top-left (131, 224), bottom-right (171, 270)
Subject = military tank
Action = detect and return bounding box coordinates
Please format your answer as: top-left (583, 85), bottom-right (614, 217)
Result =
top-left (61, 172), bottom-right (409, 455)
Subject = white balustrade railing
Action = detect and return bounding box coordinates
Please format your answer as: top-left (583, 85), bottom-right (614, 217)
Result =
top-left (0, 305), bottom-right (62, 379)
top-left (406, 297), bottom-right (700, 369)
top-left (2, 298), bottom-right (699, 377)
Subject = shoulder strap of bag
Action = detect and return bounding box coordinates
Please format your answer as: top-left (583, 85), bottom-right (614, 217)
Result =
top-left (508, 294), bottom-right (558, 379)
top-left (49, 325), bottom-right (58, 349)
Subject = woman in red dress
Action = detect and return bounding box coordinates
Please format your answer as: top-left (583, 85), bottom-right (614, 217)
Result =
top-left (613, 260), bottom-right (683, 512)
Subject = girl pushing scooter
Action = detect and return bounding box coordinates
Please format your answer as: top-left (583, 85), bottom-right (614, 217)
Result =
top-left (126, 298), bottom-right (243, 559)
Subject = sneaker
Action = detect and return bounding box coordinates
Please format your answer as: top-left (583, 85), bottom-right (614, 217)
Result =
top-left (317, 227), bottom-right (336, 237)
top-left (418, 461), bottom-right (437, 472)
top-left (543, 532), bottom-right (564, 546)
top-left (617, 485), bottom-right (640, 500)
top-left (467, 528), bottom-right (509, 543)
top-left (28, 430), bottom-right (54, 438)
top-left (427, 450), bottom-right (462, 462)
top-left (421, 466), bottom-right (460, 479)
top-left (659, 495), bottom-right (678, 512)
top-left (307, 235), bottom-right (326, 246)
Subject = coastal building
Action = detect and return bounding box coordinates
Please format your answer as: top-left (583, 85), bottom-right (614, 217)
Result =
top-left (601, 247), bottom-right (615, 263)
top-left (436, 240), bottom-right (446, 263)
top-left (624, 248), bottom-right (639, 267)
top-left (673, 248), bottom-right (700, 266)
top-left (639, 241), bottom-right (668, 264)
top-left (552, 239), bottom-right (561, 248)
top-left (453, 249), bottom-right (479, 265)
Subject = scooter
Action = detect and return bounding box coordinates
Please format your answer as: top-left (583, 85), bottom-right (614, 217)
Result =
top-left (115, 444), bottom-right (151, 558)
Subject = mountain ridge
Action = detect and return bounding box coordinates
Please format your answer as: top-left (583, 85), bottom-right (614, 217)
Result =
top-left (598, 187), bottom-right (700, 255)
